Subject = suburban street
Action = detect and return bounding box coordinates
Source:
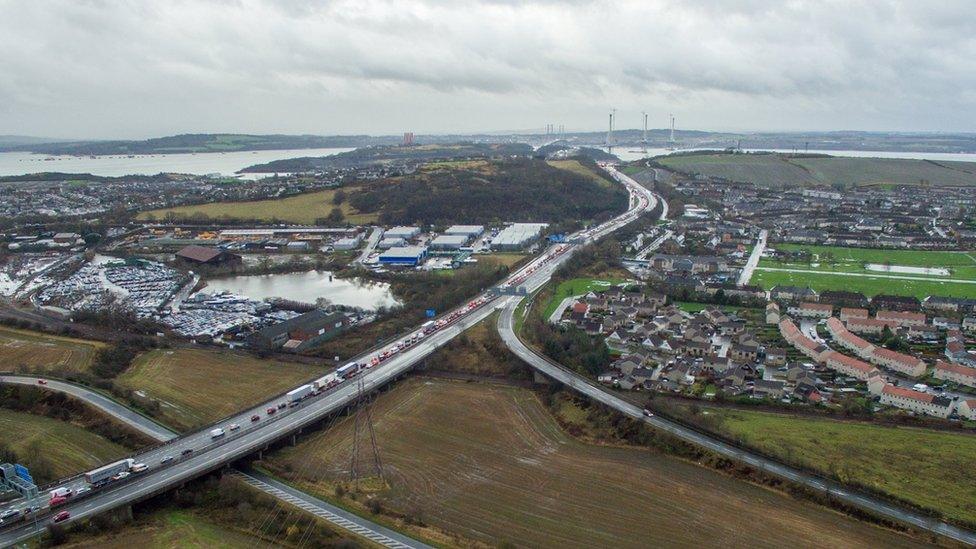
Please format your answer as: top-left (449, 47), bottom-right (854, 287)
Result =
top-left (737, 228), bottom-right (768, 286)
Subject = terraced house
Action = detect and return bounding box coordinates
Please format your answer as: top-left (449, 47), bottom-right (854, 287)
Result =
top-left (934, 360), bottom-right (976, 389)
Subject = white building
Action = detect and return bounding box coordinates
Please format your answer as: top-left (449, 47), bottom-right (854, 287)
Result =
top-left (444, 225), bottom-right (484, 238)
top-left (491, 223), bottom-right (548, 251)
top-left (384, 226), bottom-right (421, 240)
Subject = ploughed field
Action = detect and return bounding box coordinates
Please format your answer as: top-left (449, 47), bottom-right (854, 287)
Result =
top-left (265, 379), bottom-right (925, 548)
top-left (116, 348), bottom-right (327, 432)
top-left (712, 408), bottom-right (976, 528)
top-left (0, 408), bottom-right (129, 480)
top-left (753, 244), bottom-right (976, 299)
top-left (0, 326), bottom-right (104, 375)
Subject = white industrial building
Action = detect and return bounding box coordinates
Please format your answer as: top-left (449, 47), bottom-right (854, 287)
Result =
top-left (378, 237), bottom-right (407, 249)
top-left (444, 225), bottom-right (484, 238)
top-left (384, 226), bottom-right (421, 240)
top-left (430, 234), bottom-right (469, 250)
top-left (333, 236), bottom-right (362, 250)
top-left (491, 223), bottom-right (548, 251)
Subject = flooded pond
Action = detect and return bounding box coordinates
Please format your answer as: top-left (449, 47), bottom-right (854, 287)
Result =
top-left (202, 270), bottom-right (399, 310)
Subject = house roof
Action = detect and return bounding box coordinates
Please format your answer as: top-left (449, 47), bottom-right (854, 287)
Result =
top-left (935, 360), bottom-right (976, 378)
top-left (176, 245), bottom-right (224, 263)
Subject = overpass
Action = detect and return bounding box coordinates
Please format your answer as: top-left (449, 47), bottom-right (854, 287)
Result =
top-left (0, 375), bottom-right (431, 548)
top-left (0, 163), bottom-right (659, 546)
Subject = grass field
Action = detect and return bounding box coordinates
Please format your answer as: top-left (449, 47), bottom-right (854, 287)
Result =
top-left (264, 379), bottom-right (923, 548)
top-left (755, 244), bottom-right (976, 298)
top-left (541, 277), bottom-right (630, 319)
top-left (753, 269), bottom-right (976, 299)
top-left (62, 510), bottom-right (268, 549)
top-left (658, 153), bottom-right (976, 188)
top-left (137, 188), bottom-right (378, 225)
top-left (116, 348), bottom-right (327, 431)
top-left (0, 326), bottom-right (105, 374)
top-left (0, 408), bottom-right (129, 480)
top-left (547, 159), bottom-right (613, 187)
top-left (473, 253), bottom-right (526, 269)
top-left (713, 408), bottom-right (976, 527)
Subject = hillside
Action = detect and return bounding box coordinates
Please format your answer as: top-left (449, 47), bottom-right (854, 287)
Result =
top-left (0, 133), bottom-right (382, 156)
top-left (240, 142), bottom-right (533, 172)
top-left (347, 157), bottom-right (628, 225)
top-left (658, 152), bottom-right (976, 187)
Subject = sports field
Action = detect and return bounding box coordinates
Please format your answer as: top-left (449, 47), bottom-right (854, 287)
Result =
top-left (0, 408), bottom-right (129, 481)
top-left (137, 188), bottom-right (378, 225)
top-left (265, 379), bottom-right (923, 548)
top-left (658, 153), bottom-right (976, 188)
top-left (116, 348), bottom-right (327, 431)
top-left (0, 326), bottom-right (105, 374)
top-left (754, 244), bottom-right (976, 298)
top-left (714, 408), bottom-right (976, 527)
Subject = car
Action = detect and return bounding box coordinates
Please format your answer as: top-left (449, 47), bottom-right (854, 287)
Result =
top-left (52, 511), bottom-right (70, 523)
top-left (228, 423), bottom-right (240, 431)
top-left (266, 407), bottom-right (276, 415)
top-left (37, 379), bottom-right (47, 385)
top-left (0, 509), bottom-right (20, 521)
top-left (131, 463), bottom-right (148, 473)
top-left (160, 456), bottom-right (173, 465)
top-left (75, 486), bottom-right (91, 495)
top-left (642, 409), bottom-right (654, 417)
top-left (48, 496), bottom-right (67, 506)
top-left (181, 448), bottom-right (193, 456)
top-left (111, 471), bottom-right (130, 481)
top-left (250, 414), bottom-right (260, 422)
top-left (277, 402), bottom-right (287, 410)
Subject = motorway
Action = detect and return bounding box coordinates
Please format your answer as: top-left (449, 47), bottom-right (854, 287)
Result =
top-left (737, 228), bottom-right (768, 286)
top-left (0, 163), bottom-right (657, 546)
top-left (0, 376), bottom-right (431, 549)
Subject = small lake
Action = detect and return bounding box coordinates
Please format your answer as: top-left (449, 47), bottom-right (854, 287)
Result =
top-left (0, 147), bottom-right (353, 178)
top-left (202, 270), bottom-right (399, 310)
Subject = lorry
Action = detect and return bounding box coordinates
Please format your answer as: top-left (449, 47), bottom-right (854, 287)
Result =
top-left (210, 428), bottom-right (225, 439)
top-left (287, 384), bottom-right (313, 405)
top-left (336, 362), bottom-right (360, 379)
top-left (421, 320), bottom-right (436, 334)
top-left (85, 458), bottom-right (135, 485)
top-left (49, 487), bottom-right (72, 499)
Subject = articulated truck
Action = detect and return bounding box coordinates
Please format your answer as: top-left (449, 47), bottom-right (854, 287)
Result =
top-left (85, 458), bottom-right (135, 485)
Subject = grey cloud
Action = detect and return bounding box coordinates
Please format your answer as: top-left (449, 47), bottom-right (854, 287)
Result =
top-left (0, 0), bottom-right (973, 138)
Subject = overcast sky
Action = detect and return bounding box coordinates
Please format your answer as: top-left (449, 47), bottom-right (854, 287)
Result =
top-left (1, 0), bottom-right (974, 139)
